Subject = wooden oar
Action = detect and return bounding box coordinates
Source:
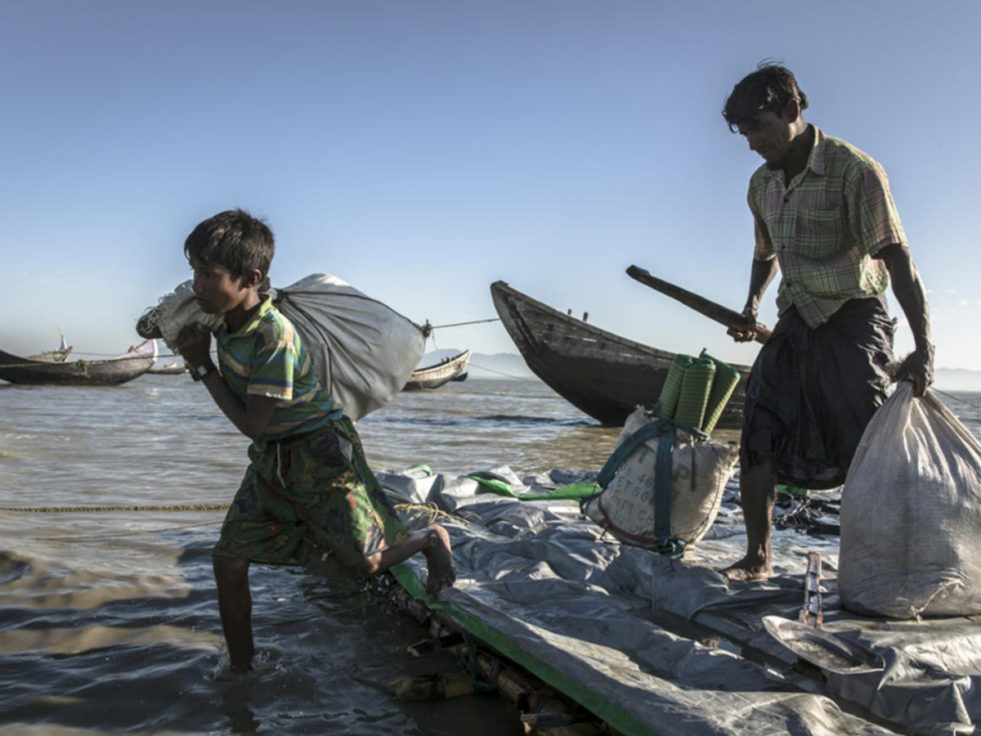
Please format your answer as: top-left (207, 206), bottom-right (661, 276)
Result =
top-left (626, 265), bottom-right (772, 344)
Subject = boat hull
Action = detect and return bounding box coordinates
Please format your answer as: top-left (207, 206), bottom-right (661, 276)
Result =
top-left (0, 340), bottom-right (158, 386)
top-left (403, 349), bottom-right (471, 391)
top-left (490, 281), bottom-right (749, 428)
top-left (148, 362), bottom-right (188, 375)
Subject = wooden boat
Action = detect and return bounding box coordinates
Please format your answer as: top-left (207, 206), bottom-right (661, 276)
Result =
top-left (0, 339), bottom-right (158, 386)
top-left (27, 346), bottom-right (72, 362)
top-left (490, 281), bottom-right (750, 428)
top-left (403, 349), bottom-right (471, 391)
top-left (27, 333), bottom-right (72, 363)
top-left (148, 361), bottom-right (188, 375)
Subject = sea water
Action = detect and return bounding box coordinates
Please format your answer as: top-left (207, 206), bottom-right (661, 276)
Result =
top-left (0, 376), bottom-right (621, 736)
top-left (0, 375), bottom-right (979, 735)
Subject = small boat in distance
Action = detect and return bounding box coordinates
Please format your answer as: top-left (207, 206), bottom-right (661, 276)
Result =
top-left (490, 281), bottom-right (750, 428)
top-left (27, 346), bottom-right (73, 363)
top-left (27, 331), bottom-right (72, 363)
top-left (0, 340), bottom-right (158, 386)
top-left (403, 349), bottom-right (471, 391)
top-left (148, 361), bottom-right (188, 375)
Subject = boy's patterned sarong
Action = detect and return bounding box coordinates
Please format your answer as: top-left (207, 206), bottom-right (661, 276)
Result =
top-left (215, 416), bottom-right (409, 568)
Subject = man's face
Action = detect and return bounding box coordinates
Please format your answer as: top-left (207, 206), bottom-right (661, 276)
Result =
top-left (737, 110), bottom-right (794, 169)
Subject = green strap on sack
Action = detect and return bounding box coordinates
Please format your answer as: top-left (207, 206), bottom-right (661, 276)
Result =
top-left (585, 348), bottom-right (738, 559)
top-left (594, 416), bottom-right (673, 490)
top-left (588, 415), bottom-right (696, 559)
top-left (652, 426), bottom-right (686, 559)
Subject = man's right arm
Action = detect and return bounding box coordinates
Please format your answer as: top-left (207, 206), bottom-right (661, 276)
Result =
top-left (875, 243), bottom-right (934, 396)
top-left (729, 257), bottom-right (778, 342)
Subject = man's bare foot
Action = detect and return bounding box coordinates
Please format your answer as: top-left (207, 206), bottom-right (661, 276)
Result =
top-left (423, 525), bottom-right (456, 596)
top-left (720, 556), bottom-right (773, 581)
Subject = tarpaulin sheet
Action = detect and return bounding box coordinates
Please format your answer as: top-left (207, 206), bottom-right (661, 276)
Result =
top-left (378, 466), bottom-right (981, 736)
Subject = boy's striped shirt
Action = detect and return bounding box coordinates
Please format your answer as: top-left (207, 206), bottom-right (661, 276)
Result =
top-left (215, 296), bottom-right (339, 443)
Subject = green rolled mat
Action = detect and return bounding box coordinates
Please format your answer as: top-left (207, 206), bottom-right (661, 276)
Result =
top-left (674, 356), bottom-right (715, 430)
top-left (700, 350), bottom-right (741, 434)
top-left (656, 354), bottom-right (693, 419)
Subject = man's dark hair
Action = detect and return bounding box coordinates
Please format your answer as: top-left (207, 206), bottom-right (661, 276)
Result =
top-left (722, 63), bottom-right (808, 132)
top-left (184, 209), bottom-right (274, 280)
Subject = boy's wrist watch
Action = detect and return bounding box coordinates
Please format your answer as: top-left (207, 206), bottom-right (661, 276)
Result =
top-left (190, 360), bottom-right (216, 381)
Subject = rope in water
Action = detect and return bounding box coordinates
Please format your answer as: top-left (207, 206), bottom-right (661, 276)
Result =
top-left (933, 388), bottom-right (981, 412)
top-left (34, 520), bottom-right (223, 541)
top-left (0, 502), bottom-right (462, 525)
top-left (0, 503), bottom-right (230, 513)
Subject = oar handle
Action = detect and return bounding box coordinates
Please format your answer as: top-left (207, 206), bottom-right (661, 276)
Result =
top-left (626, 265), bottom-right (772, 344)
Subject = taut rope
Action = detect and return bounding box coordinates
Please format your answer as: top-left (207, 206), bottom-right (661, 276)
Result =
top-left (0, 503), bottom-right (229, 513)
top-left (429, 318), bottom-right (500, 329)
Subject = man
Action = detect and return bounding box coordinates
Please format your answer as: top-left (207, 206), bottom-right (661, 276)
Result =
top-left (721, 64), bottom-right (933, 580)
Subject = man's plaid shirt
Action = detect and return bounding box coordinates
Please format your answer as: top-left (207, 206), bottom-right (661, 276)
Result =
top-left (748, 125), bottom-right (907, 328)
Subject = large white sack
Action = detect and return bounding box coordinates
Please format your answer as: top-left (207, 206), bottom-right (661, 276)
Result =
top-left (142, 274), bottom-right (426, 421)
top-left (839, 382), bottom-right (981, 618)
top-left (583, 407), bottom-right (738, 549)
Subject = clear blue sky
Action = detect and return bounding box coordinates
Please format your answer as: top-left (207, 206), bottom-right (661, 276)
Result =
top-left (2, 1), bottom-right (979, 372)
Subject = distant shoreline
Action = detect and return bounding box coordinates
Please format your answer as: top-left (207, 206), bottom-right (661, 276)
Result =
top-left (443, 351), bottom-right (981, 392)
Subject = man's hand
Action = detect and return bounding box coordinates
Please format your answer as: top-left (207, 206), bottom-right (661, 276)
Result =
top-left (896, 344), bottom-right (935, 397)
top-left (730, 258), bottom-right (777, 343)
top-left (727, 307), bottom-right (760, 343)
top-left (176, 323), bottom-right (212, 366)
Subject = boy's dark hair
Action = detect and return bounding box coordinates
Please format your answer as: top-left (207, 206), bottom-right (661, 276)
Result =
top-left (722, 63), bottom-right (808, 132)
top-left (184, 209), bottom-right (274, 280)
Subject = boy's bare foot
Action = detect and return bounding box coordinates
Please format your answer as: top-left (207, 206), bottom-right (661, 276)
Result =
top-left (423, 525), bottom-right (456, 596)
top-left (214, 658), bottom-right (254, 681)
top-left (720, 556), bottom-right (773, 581)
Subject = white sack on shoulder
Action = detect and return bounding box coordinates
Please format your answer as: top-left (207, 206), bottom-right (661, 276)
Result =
top-left (140, 274), bottom-right (426, 421)
top-left (839, 382), bottom-right (981, 618)
top-left (143, 281), bottom-right (225, 346)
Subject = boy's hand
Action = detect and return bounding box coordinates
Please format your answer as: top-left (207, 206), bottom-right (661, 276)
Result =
top-left (176, 323), bottom-right (213, 366)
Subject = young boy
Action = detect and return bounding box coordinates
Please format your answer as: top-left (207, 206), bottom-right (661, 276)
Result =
top-left (145, 209), bottom-right (455, 673)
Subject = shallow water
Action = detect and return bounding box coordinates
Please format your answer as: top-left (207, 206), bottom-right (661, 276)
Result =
top-left (0, 374), bottom-right (978, 735)
top-left (0, 375), bottom-right (617, 736)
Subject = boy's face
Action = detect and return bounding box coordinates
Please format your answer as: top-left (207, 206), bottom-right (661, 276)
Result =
top-left (189, 258), bottom-right (255, 316)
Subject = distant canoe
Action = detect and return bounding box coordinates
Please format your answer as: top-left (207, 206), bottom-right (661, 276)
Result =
top-left (27, 346), bottom-right (73, 363)
top-left (490, 281), bottom-right (750, 428)
top-left (148, 361), bottom-right (188, 375)
top-left (0, 340), bottom-right (158, 386)
top-left (403, 349), bottom-right (472, 391)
